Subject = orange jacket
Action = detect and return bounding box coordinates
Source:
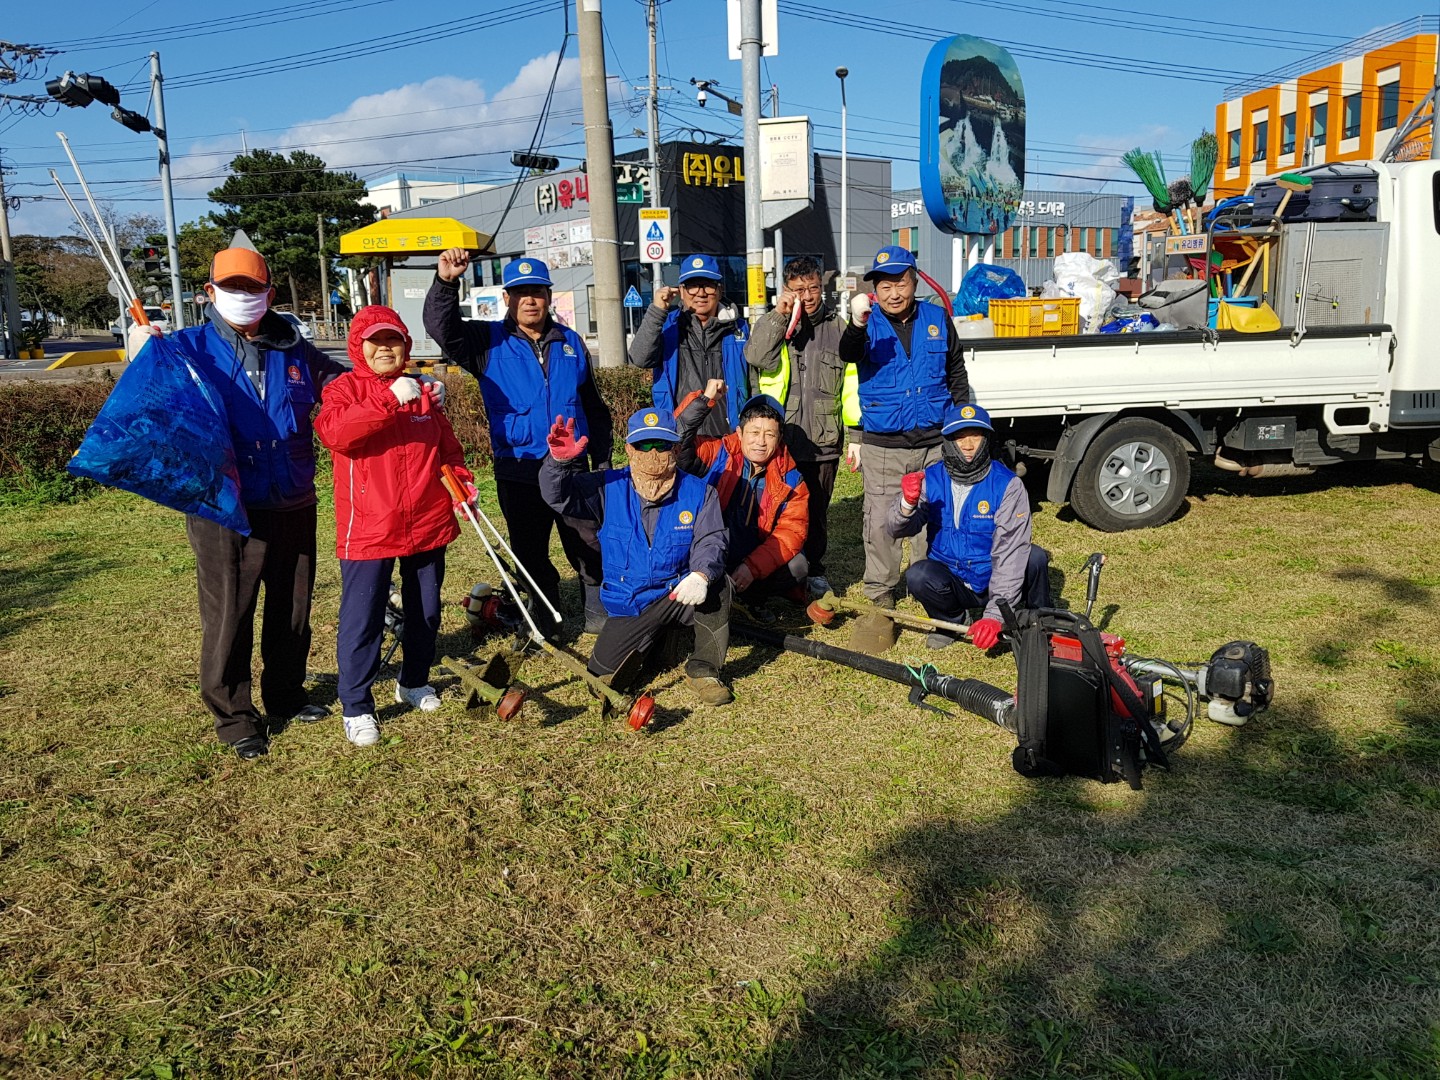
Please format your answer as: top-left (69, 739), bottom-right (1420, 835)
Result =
top-left (675, 389), bottom-right (809, 582)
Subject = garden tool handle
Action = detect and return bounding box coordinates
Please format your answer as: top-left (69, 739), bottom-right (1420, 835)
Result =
top-left (440, 464), bottom-right (466, 504)
top-left (129, 298), bottom-right (150, 326)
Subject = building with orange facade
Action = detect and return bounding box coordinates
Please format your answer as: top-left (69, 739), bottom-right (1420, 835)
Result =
top-left (1213, 18), bottom-right (1437, 199)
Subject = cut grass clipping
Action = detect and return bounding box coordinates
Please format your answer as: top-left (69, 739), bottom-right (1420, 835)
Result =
top-left (2, 462), bottom-right (1440, 1077)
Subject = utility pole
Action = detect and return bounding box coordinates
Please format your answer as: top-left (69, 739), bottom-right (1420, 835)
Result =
top-left (0, 155), bottom-right (22, 359)
top-left (771, 84), bottom-right (784, 289)
top-left (577, 0), bottom-right (626, 368)
top-left (646, 0), bottom-right (663, 296)
top-left (836, 67), bottom-right (849, 309)
top-left (151, 52), bottom-right (185, 329)
top-left (740, 0), bottom-right (767, 318)
top-left (317, 214), bottom-right (329, 339)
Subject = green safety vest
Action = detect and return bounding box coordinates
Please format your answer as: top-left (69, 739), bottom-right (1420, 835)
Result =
top-left (757, 341), bottom-right (861, 427)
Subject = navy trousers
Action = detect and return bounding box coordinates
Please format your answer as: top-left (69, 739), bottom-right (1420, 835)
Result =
top-left (905, 545), bottom-right (1053, 624)
top-left (337, 546), bottom-right (446, 715)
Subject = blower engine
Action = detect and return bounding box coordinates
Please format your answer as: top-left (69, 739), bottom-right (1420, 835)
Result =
top-left (1125, 640), bottom-right (1274, 728)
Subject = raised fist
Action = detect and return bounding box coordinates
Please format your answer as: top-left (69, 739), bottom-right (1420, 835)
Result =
top-left (655, 285), bottom-right (679, 310)
top-left (437, 247), bottom-right (471, 282)
top-left (900, 471), bottom-right (923, 507)
top-left (849, 293), bottom-right (872, 327)
top-left (702, 378), bottom-right (726, 402)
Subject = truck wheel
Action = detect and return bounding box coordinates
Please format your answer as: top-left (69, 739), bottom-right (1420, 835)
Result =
top-left (1070, 418), bottom-right (1190, 532)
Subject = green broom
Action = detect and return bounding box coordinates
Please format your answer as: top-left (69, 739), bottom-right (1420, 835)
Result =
top-left (1122, 147), bottom-right (1171, 214)
top-left (1189, 130), bottom-right (1219, 207)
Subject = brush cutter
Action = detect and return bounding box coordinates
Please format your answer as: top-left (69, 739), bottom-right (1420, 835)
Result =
top-left (805, 591), bottom-right (973, 638)
top-left (440, 466), bottom-right (657, 731)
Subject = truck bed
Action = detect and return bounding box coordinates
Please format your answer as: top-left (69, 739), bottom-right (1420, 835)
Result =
top-left (966, 324), bottom-right (1392, 418)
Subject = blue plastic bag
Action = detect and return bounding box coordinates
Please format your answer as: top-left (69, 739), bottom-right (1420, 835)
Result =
top-left (1098, 312), bottom-right (1160, 334)
top-left (67, 335), bottom-right (250, 534)
top-left (956, 263), bottom-right (1026, 317)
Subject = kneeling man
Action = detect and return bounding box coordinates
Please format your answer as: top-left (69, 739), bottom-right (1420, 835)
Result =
top-left (676, 379), bottom-right (810, 602)
top-left (888, 403), bottom-right (1051, 650)
top-left (540, 408), bottom-right (735, 705)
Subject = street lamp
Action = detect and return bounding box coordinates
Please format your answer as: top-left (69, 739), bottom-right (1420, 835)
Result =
top-left (46, 54), bottom-right (185, 329)
top-left (836, 66), bottom-right (849, 307)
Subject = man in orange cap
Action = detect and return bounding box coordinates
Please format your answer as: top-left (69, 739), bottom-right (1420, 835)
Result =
top-left (156, 247), bottom-right (357, 759)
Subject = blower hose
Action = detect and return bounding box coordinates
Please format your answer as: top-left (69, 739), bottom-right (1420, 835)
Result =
top-left (733, 623), bottom-right (1014, 729)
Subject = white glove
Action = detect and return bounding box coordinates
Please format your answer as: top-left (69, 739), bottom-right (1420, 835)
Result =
top-left (418, 374), bottom-right (446, 407)
top-left (849, 293), bottom-right (872, 327)
top-left (389, 376), bottom-right (422, 405)
top-left (127, 322), bottom-right (161, 360)
top-left (669, 571), bottom-right (709, 606)
top-left (845, 442), bottom-right (862, 473)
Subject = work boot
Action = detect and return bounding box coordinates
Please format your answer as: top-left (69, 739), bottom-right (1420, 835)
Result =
top-left (926, 630), bottom-right (960, 650)
top-left (849, 612), bottom-right (898, 656)
top-left (807, 574), bottom-right (833, 600)
top-left (583, 584), bottom-right (608, 635)
top-left (684, 674), bottom-right (734, 706)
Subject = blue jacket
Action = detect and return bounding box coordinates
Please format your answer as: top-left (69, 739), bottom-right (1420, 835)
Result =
top-left (857, 299), bottom-right (952, 434)
top-left (597, 467), bottom-right (711, 617)
top-left (651, 309), bottom-right (751, 426)
top-left (920, 459), bottom-right (1017, 594)
top-left (478, 321), bottom-right (592, 460)
top-left (173, 318), bottom-right (340, 511)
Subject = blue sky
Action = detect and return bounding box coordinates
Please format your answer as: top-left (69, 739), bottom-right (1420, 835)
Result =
top-left (3, 0), bottom-right (1433, 236)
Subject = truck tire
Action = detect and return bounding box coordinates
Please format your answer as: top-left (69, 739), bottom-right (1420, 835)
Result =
top-left (1070, 418), bottom-right (1190, 532)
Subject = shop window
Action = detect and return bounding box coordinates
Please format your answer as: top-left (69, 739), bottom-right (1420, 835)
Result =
top-left (1281, 113), bottom-right (1296, 155)
top-left (1252, 119), bottom-right (1269, 162)
top-left (1343, 93), bottom-right (1361, 139)
top-left (1227, 128), bottom-right (1241, 166)
top-left (1379, 82), bottom-right (1400, 130)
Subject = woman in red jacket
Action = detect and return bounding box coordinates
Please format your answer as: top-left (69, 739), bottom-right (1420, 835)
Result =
top-left (315, 306), bottom-right (474, 747)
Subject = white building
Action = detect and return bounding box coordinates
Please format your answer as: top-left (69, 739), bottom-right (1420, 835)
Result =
top-left (364, 173), bottom-right (493, 216)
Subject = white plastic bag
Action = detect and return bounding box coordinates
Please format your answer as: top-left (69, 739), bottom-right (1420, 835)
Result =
top-left (1050, 252), bottom-right (1119, 332)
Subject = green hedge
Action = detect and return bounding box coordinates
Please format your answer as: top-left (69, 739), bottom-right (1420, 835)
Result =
top-left (0, 366), bottom-right (655, 506)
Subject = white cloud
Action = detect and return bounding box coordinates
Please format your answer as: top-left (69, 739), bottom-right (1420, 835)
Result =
top-left (172, 54), bottom-right (585, 204)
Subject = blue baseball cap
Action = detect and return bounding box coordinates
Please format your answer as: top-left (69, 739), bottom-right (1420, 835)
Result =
top-left (502, 258), bottom-right (552, 288)
top-left (625, 408), bottom-right (680, 444)
top-left (942, 402), bottom-right (994, 436)
top-left (678, 254), bottom-right (723, 283)
top-left (738, 393), bottom-right (785, 423)
top-left (863, 245), bottom-right (918, 281)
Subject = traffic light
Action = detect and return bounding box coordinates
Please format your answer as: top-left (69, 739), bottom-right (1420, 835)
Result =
top-left (45, 71), bottom-right (121, 109)
top-left (112, 106), bottom-right (152, 134)
top-left (511, 152), bottom-right (560, 172)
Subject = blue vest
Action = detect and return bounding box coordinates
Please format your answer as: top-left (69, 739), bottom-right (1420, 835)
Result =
top-left (652, 310), bottom-right (750, 425)
top-left (479, 322), bottom-right (590, 460)
top-left (922, 460), bottom-right (1015, 594)
top-left (858, 300), bottom-right (952, 434)
top-left (174, 322), bottom-right (319, 510)
top-left (597, 468), bottom-right (709, 617)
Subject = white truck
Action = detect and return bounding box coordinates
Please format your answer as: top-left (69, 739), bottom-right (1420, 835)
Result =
top-left (968, 158), bottom-right (1437, 531)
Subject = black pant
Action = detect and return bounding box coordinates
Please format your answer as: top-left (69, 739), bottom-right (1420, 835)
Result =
top-left (495, 477), bottom-right (601, 616)
top-left (905, 546), bottom-right (1053, 624)
top-left (794, 457), bottom-right (837, 578)
top-left (186, 505), bottom-right (317, 745)
top-left (588, 579), bottom-right (732, 680)
top-left (337, 547), bottom-right (446, 715)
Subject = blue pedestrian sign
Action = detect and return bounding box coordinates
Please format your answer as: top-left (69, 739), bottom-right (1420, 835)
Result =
top-left (645, 221), bottom-right (665, 241)
top-left (623, 286), bottom-right (643, 308)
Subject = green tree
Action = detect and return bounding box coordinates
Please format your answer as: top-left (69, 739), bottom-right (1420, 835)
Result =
top-left (11, 235), bottom-right (112, 330)
top-left (176, 219), bottom-right (229, 294)
top-left (207, 149), bottom-right (373, 312)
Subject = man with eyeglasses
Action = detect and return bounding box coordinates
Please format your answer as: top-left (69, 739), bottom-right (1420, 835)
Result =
top-left (746, 255), bottom-right (847, 597)
top-left (838, 245), bottom-right (971, 651)
top-left (540, 408), bottom-right (734, 706)
top-left (627, 253), bottom-right (750, 440)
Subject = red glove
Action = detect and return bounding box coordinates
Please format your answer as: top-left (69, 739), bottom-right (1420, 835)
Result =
top-left (546, 415), bottom-right (589, 462)
top-left (900, 471), bottom-right (924, 506)
top-left (970, 617), bottom-right (1002, 650)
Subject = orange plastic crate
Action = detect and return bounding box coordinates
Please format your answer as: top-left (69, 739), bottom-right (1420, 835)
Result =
top-left (989, 297), bottom-right (1081, 337)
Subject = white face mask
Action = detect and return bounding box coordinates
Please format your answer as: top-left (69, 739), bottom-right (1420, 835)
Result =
top-left (209, 284), bottom-right (271, 326)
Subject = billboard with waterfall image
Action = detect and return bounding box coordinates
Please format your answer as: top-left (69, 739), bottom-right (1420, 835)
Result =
top-left (919, 35), bottom-right (1025, 236)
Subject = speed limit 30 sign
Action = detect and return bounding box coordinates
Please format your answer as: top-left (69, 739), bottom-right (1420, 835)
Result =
top-left (639, 207), bottom-right (672, 264)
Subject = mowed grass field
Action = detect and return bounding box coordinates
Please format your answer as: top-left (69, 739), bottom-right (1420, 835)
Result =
top-left (2, 461), bottom-right (1439, 1079)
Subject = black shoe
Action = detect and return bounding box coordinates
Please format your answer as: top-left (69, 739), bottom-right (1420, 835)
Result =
top-left (232, 734), bottom-right (269, 760)
top-left (289, 704), bottom-right (330, 724)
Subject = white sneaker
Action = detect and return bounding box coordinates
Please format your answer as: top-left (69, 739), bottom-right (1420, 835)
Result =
top-left (395, 683), bottom-right (442, 712)
top-left (808, 575), bottom-right (833, 599)
top-left (343, 714), bottom-right (380, 747)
